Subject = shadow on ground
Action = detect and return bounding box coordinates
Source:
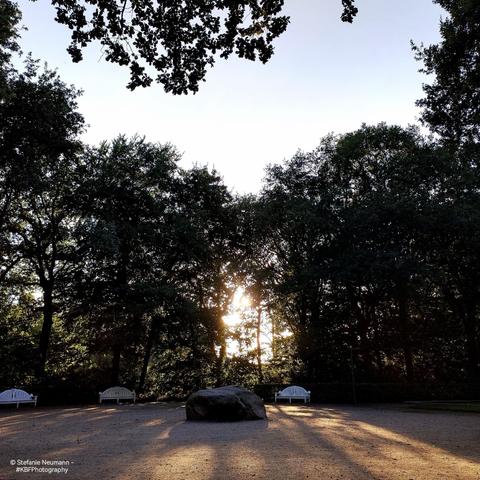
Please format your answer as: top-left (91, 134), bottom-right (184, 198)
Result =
top-left (1, 402), bottom-right (479, 479)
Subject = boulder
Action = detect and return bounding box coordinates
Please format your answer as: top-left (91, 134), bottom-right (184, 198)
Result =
top-left (186, 385), bottom-right (267, 421)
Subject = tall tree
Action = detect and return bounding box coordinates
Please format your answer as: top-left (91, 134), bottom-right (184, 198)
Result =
top-left (0, 61), bottom-right (84, 379)
top-left (261, 138), bottom-right (342, 381)
top-left (414, 0), bottom-right (480, 146)
top-left (260, 125), bottom-right (445, 383)
top-left (172, 166), bottom-right (236, 385)
top-left (71, 135), bottom-right (180, 386)
top-left (0, 0), bottom-right (22, 285)
top-left (331, 124), bottom-right (442, 382)
top-left (415, 0), bottom-right (480, 380)
top-left (0, 0), bottom-right (21, 90)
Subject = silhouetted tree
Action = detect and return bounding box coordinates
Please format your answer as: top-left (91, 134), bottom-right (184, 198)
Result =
top-left (70, 135), bottom-right (180, 385)
top-left (414, 0), bottom-right (480, 380)
top-left (414, 0), bottom-right (480, 146)
top-left (0, 0), bottom-right (21, 92)
top-left (259, 124), bottom-right (451, 383)
top-left (39, 0), bottom-right (357, 93)
top-left (0, 60), bottom-right (84, 379)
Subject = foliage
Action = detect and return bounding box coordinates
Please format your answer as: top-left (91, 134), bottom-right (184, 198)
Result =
top-left (0, 288), bottom-right (38, 388)
top-left (1, 0), bottom-right (480, 402)
top-left (39, 0), bottom-right (357, 93)
top-left (413, 0), bottom-right (480, 145)
top-left (0, 57), bottom-right (85, 380)
top-left (257, 124), bottom-right (478, 384)
top-left (0, 0), bottom-right (21, 91)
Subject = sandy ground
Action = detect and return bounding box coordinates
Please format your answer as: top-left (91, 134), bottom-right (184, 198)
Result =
top-left (0, 403), bottom-right (479, 480)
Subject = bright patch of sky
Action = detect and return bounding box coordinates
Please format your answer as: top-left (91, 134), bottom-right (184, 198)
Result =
top-left (16, 0), bottom-right (444, 193)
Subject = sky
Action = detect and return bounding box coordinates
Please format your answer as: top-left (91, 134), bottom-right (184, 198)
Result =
top-left (16, 0), bottom-right (445, 194)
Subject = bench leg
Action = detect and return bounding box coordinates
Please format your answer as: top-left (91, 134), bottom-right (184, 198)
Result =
top-left (289, 398), bottom-right (291, 404)
top-left (16, 402), bottom-right (19, 409)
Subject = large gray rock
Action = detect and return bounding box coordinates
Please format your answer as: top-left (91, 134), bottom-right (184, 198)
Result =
top-left (186, 385), bottom-right (267, 421)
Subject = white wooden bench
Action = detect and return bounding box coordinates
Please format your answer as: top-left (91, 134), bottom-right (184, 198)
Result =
top-left (0, 389), bottom-right (37, 408)
top-left (275, 386), bottom-right (311, 404)
top-left (99, 386), bottom-right (136, 404)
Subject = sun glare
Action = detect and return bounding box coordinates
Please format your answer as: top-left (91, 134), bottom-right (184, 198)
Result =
top-left (223, 286), bottom-right (287, 359)
top-left (222, 287), bottom-right (250, 328)
top-left (222, 287), bottom-right (251, 329)
top-left (223, 312), bottom-right (242, 327)
top-left (231, 287), bottom-right (251, 309)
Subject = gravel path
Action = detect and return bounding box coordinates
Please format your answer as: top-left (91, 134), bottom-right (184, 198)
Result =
top-left (1, 403), bottom-right (479, 479)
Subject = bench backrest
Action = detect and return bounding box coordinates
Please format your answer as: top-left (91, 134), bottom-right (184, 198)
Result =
top-left (0, 389), bottom-right (33, 401)
top-left (100, 386), bottom-right (134, 399)
top-left (278, 386), bottom-right (309, 397)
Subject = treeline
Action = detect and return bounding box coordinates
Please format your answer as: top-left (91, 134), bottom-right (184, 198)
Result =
top-left (0, 0), bottom-right (479, 401)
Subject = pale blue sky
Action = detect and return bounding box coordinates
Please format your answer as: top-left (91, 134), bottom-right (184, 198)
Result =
top-left (17, 0), bottom-right (444, 193)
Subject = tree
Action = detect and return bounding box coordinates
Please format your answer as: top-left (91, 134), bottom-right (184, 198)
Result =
top-left (0, 60), bottom-right (84, 379)
top-left (414, 0), bottom-right (480, 380)
top-left (413, 0), bottom-right (480, 146)
top-left (171, 166), bottom-right (236, 386)
top-left (331, 124), bottom-right (442, 382)
top-left (71, 135), bottom-right (180, 386)
top-left (0, 0), bottom-right (22, 284)
top-left (425, 192), bottom-right (480, 381)
top-left (0, 287), bottom-right (38, 387)
top-left (0, 0), bottom-right (21, 89)
top-left (68, 140), bottom-right (236, 393)
top-left (232, 194), bottom-right (279, 382)
top-left (259, 124), bottom-right (452, 384)
top-left (260, 138), bottom-right (343, 381)
top-left (41, 0), bottom-right (357, 93)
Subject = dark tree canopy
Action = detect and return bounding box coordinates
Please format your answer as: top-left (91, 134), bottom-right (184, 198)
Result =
top-left (0, 0), bottom-right (21, 92)
top-left (0, 0), bottom-right (21, 63)
top-left (4, 0), bottom-right (480, 403)
top-left (0, 59), bottom-right (85, 379)
top-left (414, 0), bottom-right (480, 145)
top-left (43, 0), bottom-right (357, 94)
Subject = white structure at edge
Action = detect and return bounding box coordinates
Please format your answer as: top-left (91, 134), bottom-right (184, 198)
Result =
top-left (99, 386), bottom-right (136, 404)
top-left (0, 388), bottom-right (37, 408)
top-left (275, 385), bottom-right (311, 404)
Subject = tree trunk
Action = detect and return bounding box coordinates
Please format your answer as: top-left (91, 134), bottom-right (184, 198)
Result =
top-left (463, 302), bottom-right (480, 381)
top-left (36, 285), bottom-right (54, 379)
top-left (351, 291), bottom-right (373, 379)
top-left (443, 287), bottom-right (479, 381)
top-left (396, 282), bottom-right (414, 382)
top-left (270, 306), bottom-right (276, 360)
top-left (256, 306), bottom-right (263, 382)
top-left (138, 317), bottom-right (158, 392)
top-left (215, 338), bottom-right (226, 387)
top-left (111, 243), bottom-right (129, 386)
top-left (211, 317), bottom-right (227, 387)
top-left (111, 343), bottom-right (121, 385)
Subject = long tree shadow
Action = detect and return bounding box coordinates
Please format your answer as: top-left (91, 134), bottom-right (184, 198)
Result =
top-left (319, 404), bottom-right (480, 464)
top-left (269, 403), bottom-right (480, 477)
